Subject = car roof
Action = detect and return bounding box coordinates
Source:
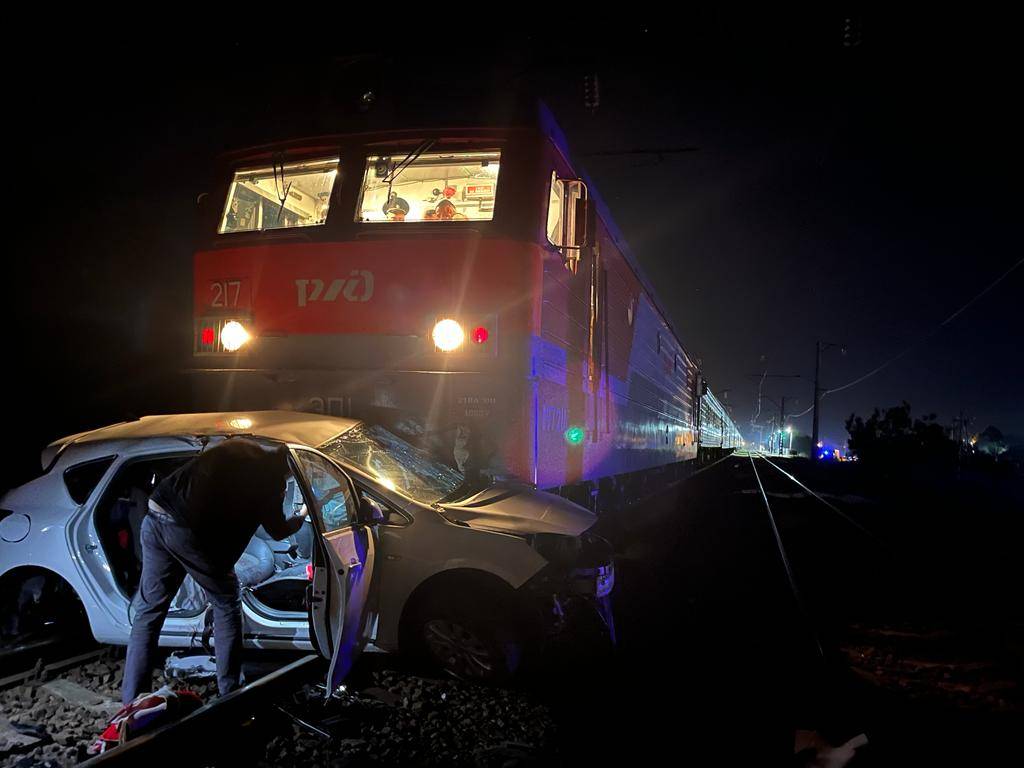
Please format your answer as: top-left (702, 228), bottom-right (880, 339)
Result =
top-left (46, 411), bottom-right (360, 457)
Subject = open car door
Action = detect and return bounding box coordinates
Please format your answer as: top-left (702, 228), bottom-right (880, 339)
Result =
top-left (291, 447), bottom-right (376, 694)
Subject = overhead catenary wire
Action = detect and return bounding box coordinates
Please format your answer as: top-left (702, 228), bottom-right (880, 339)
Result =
top-left (787, 255), bottom-right (1024, 414)
top-left (788, 402), bottom-right (815, 419)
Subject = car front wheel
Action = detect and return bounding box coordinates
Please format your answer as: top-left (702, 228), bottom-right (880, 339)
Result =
top-left (412, 590), bottom-right (526, 684)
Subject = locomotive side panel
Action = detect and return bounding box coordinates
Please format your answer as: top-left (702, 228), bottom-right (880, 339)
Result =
top-left (534, 140), bottom-right (700, 489)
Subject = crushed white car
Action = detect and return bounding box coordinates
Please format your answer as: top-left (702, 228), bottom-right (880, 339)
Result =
top-left (0, 411), bottom-right (614, 683)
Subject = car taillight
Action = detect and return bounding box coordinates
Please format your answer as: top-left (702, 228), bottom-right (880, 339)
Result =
top-left (305, 563), bottom-right (314, 581)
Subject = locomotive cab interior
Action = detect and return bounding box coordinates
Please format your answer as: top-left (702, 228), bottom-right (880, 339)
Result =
top-left (356, 149), bottom-right (501, 222)
top-left (219, 157), bottom-right (340, 234)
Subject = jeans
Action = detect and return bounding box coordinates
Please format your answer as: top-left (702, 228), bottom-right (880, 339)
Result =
top-left (122, 511), bottom-right (243, 704)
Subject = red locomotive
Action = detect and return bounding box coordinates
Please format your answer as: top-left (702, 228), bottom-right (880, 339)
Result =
top-left (191, 103), bottom-right (741, 507)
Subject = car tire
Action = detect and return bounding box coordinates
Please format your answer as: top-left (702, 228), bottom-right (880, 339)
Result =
top-left (0, 571), bottom-right (88, 643)
top-left (410, 587), bottom-right (526, 684)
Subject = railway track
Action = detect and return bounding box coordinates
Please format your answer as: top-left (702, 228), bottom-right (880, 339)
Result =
top-left (2, 642), bottom-right (557, 767)
top-left (0, 641), bottom-right (313, 767)
top-left (738, 453), bottom-right (1022, 736)
top-left (0, 645), bottom-right (129, 765)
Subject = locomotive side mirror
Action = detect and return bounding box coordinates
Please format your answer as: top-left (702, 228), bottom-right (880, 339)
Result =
top-left (546, 173), bottom-right (593, 273)
top-left (573, 196), bottom-right (591, 249)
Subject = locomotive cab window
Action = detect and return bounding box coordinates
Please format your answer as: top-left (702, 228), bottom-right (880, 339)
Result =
top-left (218, 157), bottom-right (340, 234)
top-left (357, 150), bottom-right (500, 222)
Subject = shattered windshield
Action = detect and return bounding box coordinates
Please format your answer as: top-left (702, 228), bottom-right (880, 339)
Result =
top-left (319, 425), bottom-right (462, 505)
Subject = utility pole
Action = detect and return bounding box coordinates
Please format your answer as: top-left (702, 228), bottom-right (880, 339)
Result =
top-left (811, 341), bottom-right (846, 456)
top-left (812, 341), bottom-right (822, 452)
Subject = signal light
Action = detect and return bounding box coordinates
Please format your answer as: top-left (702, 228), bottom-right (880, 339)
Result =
top-left (564, 426), bottom-right (586, 446)
top-left (200, 327), bottom-right (215, 345)
top-left (471, 326), bottom-right (489, 344)
top-left (432, 319), bottom-right (464, 352)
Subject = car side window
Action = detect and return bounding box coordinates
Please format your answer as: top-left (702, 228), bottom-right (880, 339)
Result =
top-left (293, 450), bottom-right (354, 533)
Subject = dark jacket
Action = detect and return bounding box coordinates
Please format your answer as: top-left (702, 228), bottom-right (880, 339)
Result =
top-left (151, 439), bottom-right (301, 569)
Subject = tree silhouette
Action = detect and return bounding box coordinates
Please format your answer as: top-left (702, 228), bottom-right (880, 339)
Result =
top-left (846, 402), bottom-right (957, 466)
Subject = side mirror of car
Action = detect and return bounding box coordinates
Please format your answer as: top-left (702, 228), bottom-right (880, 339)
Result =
top-left (361, 495), bottom-right (387, 525)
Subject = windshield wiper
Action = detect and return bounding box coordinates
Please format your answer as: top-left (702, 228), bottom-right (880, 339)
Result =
top-left (273, 153), bottom-right (292, 226)
top-left (381, 139), bottom-right (436, 185)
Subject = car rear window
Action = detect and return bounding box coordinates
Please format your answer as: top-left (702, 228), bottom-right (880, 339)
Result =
top-left (64, 457), bottom-right (116, 504)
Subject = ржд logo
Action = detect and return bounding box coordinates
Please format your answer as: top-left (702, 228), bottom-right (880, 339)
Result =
top-left (296, 270), bottom-right (374, 307)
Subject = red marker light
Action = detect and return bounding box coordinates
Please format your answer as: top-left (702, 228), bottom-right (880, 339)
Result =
top-left (471, 326), bottom-right (489, 344)
top-left (201, 327), bottom-right (215, 345)
top-left (305, 563), bottom-right (314, 581)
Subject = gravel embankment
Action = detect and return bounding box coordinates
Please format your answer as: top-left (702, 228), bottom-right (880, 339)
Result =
top-left (261, 668), bottom-right (556, 767)
top-left (0, 653), bottom-right (217, 767)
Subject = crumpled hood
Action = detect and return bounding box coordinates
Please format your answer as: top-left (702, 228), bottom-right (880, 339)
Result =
top-left (439, 482), bottom-right (596, 536)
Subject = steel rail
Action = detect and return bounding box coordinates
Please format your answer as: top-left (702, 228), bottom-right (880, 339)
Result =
top-left (754, 452), bottom-right (877, 541)
top-left (747, 454), bottom-right (824, 661)
top-left (0, 646), bottom-right (109, 691)
top-left (79, 654), bottom-right (321, 766)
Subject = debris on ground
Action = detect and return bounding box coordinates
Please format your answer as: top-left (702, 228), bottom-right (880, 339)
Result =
top-left (164, 653), bottom-right (218, 682)
top-left (839, 622), bottom-right (1021, 713)
top-left (259, 669), bottom-right (556, 767)
top-left (0, 718), bottom-right (50, 756)
top-left (0, 654), bottom-right (217, 768)
top-left (794, 730), bottom-right (868, 768)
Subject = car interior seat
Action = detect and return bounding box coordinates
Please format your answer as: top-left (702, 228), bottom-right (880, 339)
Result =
top-left (234, 536), bottom-right (276, 588)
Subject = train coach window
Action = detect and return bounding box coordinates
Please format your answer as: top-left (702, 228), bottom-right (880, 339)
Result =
top-left (357, 150), bottom-right (500, 222)
top-left (218, 157), bottom-right (339, 234)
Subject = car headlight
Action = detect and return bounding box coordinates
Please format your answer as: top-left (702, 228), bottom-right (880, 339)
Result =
top-left (594, 563), bottom-right (615, 598)
top-left (570, 562), bottom-right (615, 598)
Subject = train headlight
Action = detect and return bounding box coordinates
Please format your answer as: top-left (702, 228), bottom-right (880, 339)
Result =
top-left (220, 320), bottom-right (250, 352)
top-left (432, 319), bottom-right (464, 352)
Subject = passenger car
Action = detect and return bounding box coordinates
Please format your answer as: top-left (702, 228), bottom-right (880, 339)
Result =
top-left (0, 412), bottom-right (614, 683)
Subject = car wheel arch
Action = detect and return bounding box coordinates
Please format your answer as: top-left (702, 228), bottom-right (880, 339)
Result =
top-left (397, 567), bottom-right (528, 653)
top-left (0, 565), bottom-right (92, 640)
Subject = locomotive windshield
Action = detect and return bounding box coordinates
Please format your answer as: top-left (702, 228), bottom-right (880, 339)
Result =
top-left (320, 424), bottom-right (463, 505)
top-left (219, 157), bottom-right (339, 234)
top-left (357, 150), bottom-right (500, 222)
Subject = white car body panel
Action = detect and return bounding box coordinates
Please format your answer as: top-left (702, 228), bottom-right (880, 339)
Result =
top-left (1, 411), bottom-right (598, 659)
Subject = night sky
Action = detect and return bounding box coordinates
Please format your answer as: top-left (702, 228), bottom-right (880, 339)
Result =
top-left (9, 16), bottom-right (1021, 487)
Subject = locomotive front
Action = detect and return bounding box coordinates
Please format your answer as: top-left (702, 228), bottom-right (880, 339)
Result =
top-left (191, 131), bottom-right (545, 479)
